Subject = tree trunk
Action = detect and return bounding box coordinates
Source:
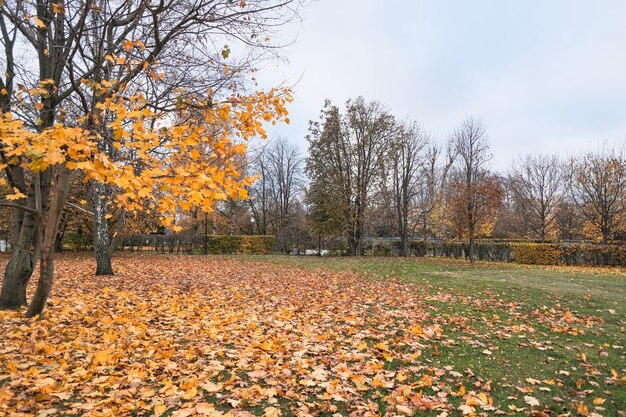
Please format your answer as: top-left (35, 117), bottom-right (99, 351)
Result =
top-left (402, 234), bottom-right (410, 258)
top-left (354, 204), bottom-right (364, 256)
top-left (0, 249), bottom-right (34, 308)
top-left (25, 243), bottom-right (54, 318)
top-left (90, 181), bottom-right (114, 275)
top-left (0, 209), bottom-right (40, 309)
top-left (26, 167), bottom-right (70, 318)
top-left (318, 233), bottom-right (322, 256)
top-left (401, 200), bottom-right (410, 258)
top-left (54, 232), bottom-right (64, 253)
top-left (1, 152), bottom-right (52, 310)
top-left (468, 223), bottom-right (476, 263)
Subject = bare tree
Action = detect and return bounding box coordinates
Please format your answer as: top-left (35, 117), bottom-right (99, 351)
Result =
top-left (389, 123), bottom-right (454, 257)
top-left (248, 149), bottom-right (269, 235)
top-left (555, 198), bottom-right (585, 241)
top-left (566, 146), bottom-right (626, 243)
top-left (509, 154), bottom-right (563, 242)
top-left (450, 118), bottom-right (492, 262)
top-left (249, 137), bottom-right (304, 251)
top-left (413, 141), bottom-right (455, 240)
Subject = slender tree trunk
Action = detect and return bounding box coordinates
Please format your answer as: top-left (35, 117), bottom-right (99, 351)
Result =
top-left (354, 217), bottom-right (363, 256)
top-left (402, 230), bottom-right (410, 258)
top-left (54, 215), bottom-right (67, 252)
top-left (347, 205), bottom-right (358, 256)
top-left (602, 225), bottom-right (609, 244)
top-left (468, 221), bottom-right (476, 263)
top-left (26, 167), bottom-right (70, 317)
top-left (318, 233), bottom-right (322, 256)
top-left (348, 231), bottom-right (356, 256)
top-left (0, 197), bottom-right (41, 309)
top-left (401, 196), bottom-right (410, 258)
top-left (90, 181), bottom-right (115, 275)
top-left (9, 207), bottom-right (23, 248)
top-left (354, 200), bottom-right (365, 256)
top-left (54, 232), bottom-right (64, 253)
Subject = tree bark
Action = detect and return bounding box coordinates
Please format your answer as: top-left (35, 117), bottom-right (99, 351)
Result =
top-left (0, 190), bottom-right (42, 309)
top-left (318, 233), bottom-right (322, 256)
top-left (468, 220), bottom-right (476, 263)
top-left (90, 181), bottom-right (115, 275)
top-left (54, 214), bottom-right (67, 252)
top-left (26, 167), bottom-right (70, 318)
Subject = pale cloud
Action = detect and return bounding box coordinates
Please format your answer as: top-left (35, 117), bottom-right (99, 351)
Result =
top-left (258, 0), bottom-right (626, 171)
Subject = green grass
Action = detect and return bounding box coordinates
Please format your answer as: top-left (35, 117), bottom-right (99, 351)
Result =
top-left (239, 255), bottom-right (626, 415)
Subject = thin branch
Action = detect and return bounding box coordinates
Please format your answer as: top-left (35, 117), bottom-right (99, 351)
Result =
top-left (66, 201), bottom-right (95, 216)
top-left (0, 200), bottom-right (39, 215)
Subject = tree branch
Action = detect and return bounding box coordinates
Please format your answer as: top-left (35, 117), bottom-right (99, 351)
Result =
top-left (0, 201), bottom-right (39, 215)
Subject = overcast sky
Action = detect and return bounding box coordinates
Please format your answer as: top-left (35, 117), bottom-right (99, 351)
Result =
top-left (255, 0), bottom-right (626, 171)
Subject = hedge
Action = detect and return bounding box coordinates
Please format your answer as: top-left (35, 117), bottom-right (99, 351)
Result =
top-left (206, 235), bottom-right (274, 254)
top-left (559, 244), bottom-right (626, 266)
top-left (511, 243), bottom-right (561, 265)
top-left (365, 239), bottom-right (626, 267)
top-left (117, 234), bottom-right (274, 255)
top-left (239, 235), bottom-right (275, 254)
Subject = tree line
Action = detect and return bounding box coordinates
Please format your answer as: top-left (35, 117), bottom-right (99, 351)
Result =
top-left (239, 97), bottom-right (626, 258)
top-left (3, 93), bottom-right (623, 269)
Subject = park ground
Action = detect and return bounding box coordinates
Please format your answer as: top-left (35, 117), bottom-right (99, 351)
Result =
top-left (0, 253), bottom-right (624, 417)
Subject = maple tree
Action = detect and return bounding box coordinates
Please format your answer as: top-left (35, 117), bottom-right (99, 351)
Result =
top-left (0, 0), bottom-right (299, 315)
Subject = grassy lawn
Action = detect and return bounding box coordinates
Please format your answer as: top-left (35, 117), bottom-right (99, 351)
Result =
top-left (0, 253), bottom-right (624, 416)
top-left (244, 255), bottom-right (626, 416)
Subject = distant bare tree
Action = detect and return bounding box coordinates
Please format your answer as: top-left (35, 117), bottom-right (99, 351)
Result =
top-left (249, 137), bottom-right (304, 251)
top-left (389, 123), bottom-right (454, 256)
top-left (249, 151), bottom-right (270, 235)
top-left (413, 141), bottom-right (456, 239)
top-left (450, 118), bottom-right (492, 262)
top-left (390, 123), bottom-right (428, 256)
top-left (566, 146), bottom-right (626, 243)
top-left (509, 154), bottom-right (563, 242)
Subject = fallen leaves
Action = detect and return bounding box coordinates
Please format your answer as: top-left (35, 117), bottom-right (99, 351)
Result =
top-left (0, 253), bottom-right (622, 416)
top-left (523, 395), bottom-right (540, 407)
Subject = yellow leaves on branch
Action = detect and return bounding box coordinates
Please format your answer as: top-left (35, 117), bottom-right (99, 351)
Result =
top-left (6, 187), bottom-right (27, 201)
top-left (0, 87), bottom-right (292, 226)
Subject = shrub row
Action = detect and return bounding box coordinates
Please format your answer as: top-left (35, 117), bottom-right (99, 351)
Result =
top-left (365, 239), bottom-right (626, 267)
top-left (206, 235), bottom-right (275, 254)
top-left (511, 243), bottom-right (626, 266)
top-left (118, 234), bottom-right (274, 255)
top-left (558, 244), bottom-right (626, 267)
top-left (511, 243), bottom-right (561, 265)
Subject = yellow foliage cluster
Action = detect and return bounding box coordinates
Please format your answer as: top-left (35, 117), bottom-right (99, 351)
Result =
top-left (0, 87), bottom-right (291, 229)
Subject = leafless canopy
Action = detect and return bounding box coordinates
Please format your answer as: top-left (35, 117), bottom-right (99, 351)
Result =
top-left (509, 154), bottom-right (563, 241)
top-left (450, 117), bottom-right (492, 261)
top-left (565, 145), bottom-right (626, 243)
